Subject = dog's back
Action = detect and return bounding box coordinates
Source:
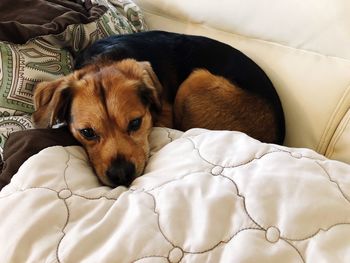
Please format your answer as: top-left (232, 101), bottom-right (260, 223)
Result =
top-left (76, 31), bottom-right (275, 99)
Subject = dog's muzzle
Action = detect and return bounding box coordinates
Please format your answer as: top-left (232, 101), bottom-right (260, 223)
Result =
top-left (106, 156), bottom-right (136, 187)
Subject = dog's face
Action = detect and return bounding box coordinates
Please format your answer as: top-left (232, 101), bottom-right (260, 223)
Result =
top-left (33, 59), bottom-right (162, 187)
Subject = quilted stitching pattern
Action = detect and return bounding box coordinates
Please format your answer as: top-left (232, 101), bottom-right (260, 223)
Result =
top-left (1, 128), bottom-right (350, 262)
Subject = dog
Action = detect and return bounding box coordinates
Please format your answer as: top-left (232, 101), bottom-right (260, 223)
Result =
top-left (32, 30), bottom-right (285, 187)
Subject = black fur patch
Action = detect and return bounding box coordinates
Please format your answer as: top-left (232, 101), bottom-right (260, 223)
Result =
top-left (137, 84), bottom-right (161, 114)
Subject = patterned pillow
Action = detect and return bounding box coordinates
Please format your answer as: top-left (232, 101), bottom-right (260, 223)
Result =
top-left (0, 41), bottom-right (73, 116)
top-left (0, 0), bottom-right (147, 157)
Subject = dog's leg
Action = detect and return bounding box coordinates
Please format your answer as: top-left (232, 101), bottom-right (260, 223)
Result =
top-left (173, 69), bottom-right (279, 143)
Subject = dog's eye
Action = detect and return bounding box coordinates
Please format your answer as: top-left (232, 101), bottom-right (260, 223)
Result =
top-left (79, 128), bottom-right (99, 141)
top-left (127, 117), bottom-right (142, 133)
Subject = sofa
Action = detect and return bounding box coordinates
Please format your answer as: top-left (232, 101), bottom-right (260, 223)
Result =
top-left (0, 0), bottom-right (349, 262)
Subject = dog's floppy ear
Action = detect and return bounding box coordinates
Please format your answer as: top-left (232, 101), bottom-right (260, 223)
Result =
top-left (32, 78), bottom-right (73, 128)
top-left (138, 61), bottom-right (162, 113)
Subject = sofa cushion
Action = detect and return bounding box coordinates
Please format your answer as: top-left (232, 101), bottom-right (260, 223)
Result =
top-left (325, 108), bottom-right (350, 164)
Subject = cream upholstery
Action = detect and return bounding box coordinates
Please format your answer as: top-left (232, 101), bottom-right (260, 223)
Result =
top-left (134, 0), bottom-right (350, 163)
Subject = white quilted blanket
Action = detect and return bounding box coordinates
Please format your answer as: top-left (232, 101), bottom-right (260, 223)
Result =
top-left (1, 128), bottom-right (350, 262)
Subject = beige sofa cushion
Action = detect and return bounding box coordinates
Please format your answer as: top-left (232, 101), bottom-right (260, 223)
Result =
top-left (325, 108), bottom-right (350, 164)
top-left (134, 0), bottom-right (350, 163)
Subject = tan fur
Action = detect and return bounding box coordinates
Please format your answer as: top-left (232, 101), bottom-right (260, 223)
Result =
top-left (33, 60), bottom-right (278, 186)
top-left (173, 69), bottom-right (278, 143)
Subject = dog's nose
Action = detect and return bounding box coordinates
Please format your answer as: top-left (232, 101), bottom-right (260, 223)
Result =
top-left (106, 156), bottom-right (136, 187)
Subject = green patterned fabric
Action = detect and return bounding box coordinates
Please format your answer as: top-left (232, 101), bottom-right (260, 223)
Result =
top-left (0, 41), bottom-right (73, 115)
top-left (0, 0), bottom-right (147, 157)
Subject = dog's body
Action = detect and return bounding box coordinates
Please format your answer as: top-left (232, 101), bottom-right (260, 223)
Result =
top-left (33, 30), bottom-right (285, 187)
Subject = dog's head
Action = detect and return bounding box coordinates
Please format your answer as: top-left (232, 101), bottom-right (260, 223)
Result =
top-left (33, 59), bottom-right (162, 187)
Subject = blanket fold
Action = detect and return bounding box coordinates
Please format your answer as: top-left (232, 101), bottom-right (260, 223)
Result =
top-left (0, 0), bottom-right (107, 44)
top-left (0, 128), bottom-right (79, 190)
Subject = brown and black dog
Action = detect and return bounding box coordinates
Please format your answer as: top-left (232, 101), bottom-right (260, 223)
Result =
top-left (33, 30), bottom-right (285, 187)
